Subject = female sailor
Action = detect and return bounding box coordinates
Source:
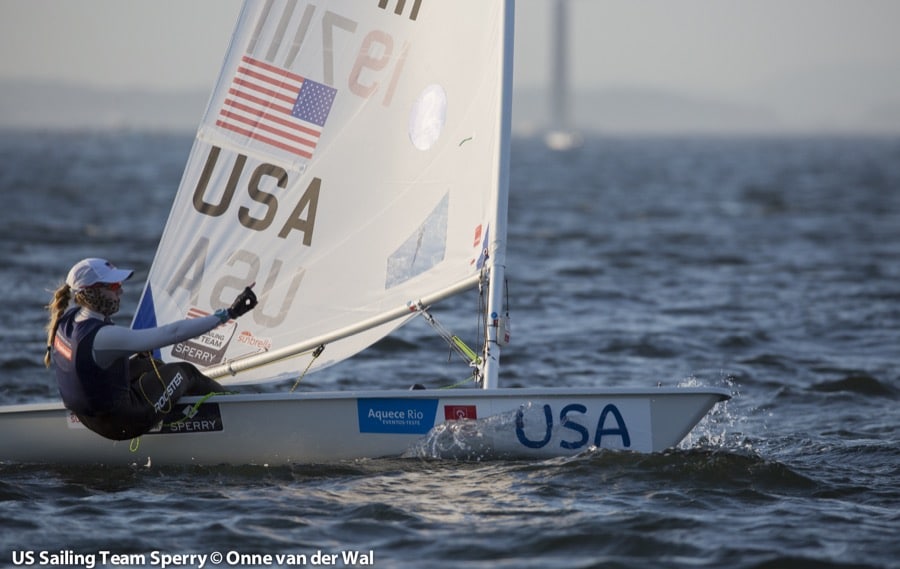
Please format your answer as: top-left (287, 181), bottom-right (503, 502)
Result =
top-left (45, 257), bottom-right (257, 440)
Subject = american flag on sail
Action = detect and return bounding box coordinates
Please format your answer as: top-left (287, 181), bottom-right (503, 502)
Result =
top-left (216, 56), bottom-right (337, 160)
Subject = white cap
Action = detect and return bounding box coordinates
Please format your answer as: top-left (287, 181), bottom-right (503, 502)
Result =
top-left (66, 258), bottom-right (134, 292)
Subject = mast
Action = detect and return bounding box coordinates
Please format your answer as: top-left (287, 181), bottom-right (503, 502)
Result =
top-left (481, 0), bottom-right (515, 390)
top-left (550, 0), bottom-right (570, 131)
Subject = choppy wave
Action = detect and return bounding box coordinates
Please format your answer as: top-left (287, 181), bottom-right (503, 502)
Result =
top-left (811, 373), bottom-right (898, 397)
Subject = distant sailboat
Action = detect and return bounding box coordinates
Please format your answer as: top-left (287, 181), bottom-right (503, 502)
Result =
top-left (544, 0), bottom-right (583, 151)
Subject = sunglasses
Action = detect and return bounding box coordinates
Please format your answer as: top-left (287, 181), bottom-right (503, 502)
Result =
top-left (88, 282), bottom-right (122, 291)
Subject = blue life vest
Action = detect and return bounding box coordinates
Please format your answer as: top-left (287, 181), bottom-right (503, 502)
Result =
top-left (52, 308), bottom-right (130, 416)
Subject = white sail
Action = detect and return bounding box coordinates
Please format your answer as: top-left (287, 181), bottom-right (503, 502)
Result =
top-left (134, 0), bottom-right (514, 385)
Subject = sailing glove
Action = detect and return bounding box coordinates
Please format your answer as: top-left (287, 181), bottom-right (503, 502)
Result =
top-left (228, 286), bottom-right (258, 319)
top-left (214, 286), bottom-right (258, 322)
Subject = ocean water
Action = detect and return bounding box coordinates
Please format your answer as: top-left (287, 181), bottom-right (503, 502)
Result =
top-left (1, 131), bottom-right (898, 569)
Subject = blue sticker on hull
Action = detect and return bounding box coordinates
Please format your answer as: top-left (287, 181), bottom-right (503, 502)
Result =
top-left (357, 398), bottom-right (438, 434)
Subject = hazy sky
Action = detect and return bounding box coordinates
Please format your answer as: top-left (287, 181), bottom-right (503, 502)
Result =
top-left (2, 0), bottom-right (899, 130)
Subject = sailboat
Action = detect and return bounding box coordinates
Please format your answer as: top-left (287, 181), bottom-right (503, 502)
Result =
top-left (0, 0), bottom-right (728, 466)
top-left (544, 0), bottom-right (583, 151)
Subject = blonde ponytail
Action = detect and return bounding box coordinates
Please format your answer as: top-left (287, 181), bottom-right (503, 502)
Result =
top-left (44, 283), bottom-right (72, 367)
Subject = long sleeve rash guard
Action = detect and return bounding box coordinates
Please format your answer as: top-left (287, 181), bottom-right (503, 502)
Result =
top-left (72, 308), bottom-right (223, 369)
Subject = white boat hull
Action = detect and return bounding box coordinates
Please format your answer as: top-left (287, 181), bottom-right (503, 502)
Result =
top-left (0, 387), bottom-right (729, 466)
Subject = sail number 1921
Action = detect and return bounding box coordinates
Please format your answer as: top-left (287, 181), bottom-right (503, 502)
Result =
top-left (249, 3), bottom-right (411, 108)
